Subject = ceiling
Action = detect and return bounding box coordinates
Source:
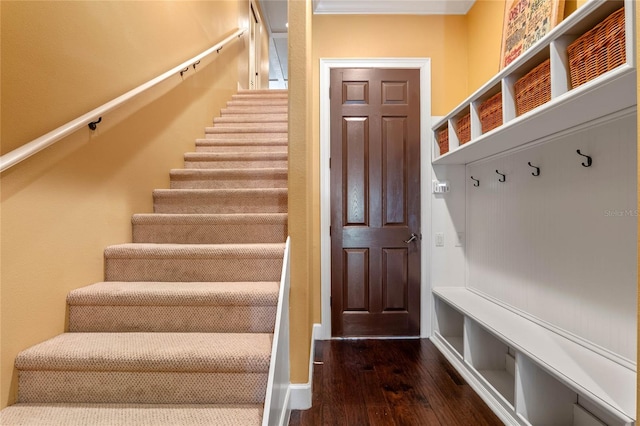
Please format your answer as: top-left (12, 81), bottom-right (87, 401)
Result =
top-left (259, 0), bottom-right (477, 88)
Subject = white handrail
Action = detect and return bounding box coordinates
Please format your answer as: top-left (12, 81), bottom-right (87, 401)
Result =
top-left (0, 28), bottom-right (246, 173)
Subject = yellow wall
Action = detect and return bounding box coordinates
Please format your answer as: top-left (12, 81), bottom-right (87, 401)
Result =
top-left (466, 0), bottom-right (505, 94)
top-left (0, 0), bottom-right (251, 408)
top-left (314, 15), bottom-right (469, 116)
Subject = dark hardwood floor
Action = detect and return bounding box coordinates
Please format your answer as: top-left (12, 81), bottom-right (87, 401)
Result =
top-left (288, 339), bottom-right (503, 426)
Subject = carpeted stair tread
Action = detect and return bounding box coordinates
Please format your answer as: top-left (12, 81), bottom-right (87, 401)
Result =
top-left (196, 133), bottom-right (288, 147)
top-left (0, 403), bottom-right (263, 425)
top-left (67, 281), bottom-right (279, 333)
top-left (104, 243), bottom-right (285, 282)
top-left (171, 167), bottom-right (287, 178)
top-left (238, 88), bottom-right (287, 95)
top-left (194, 138), bottom-right (288, 153)
top-left (221, 106), bottom-right (288, 115)
top-left (153, 188), bottom-right (287, 214)
top-left (214, 113), bottom-right (288, 124)
top-left (170, 168), bottom-right (287, 189)
top-left (184, 152), bottom-right (287, 161)
top-left (16, 332), bottom-right (272, 372)
top-left (213, 122), bottom-right (287, 129)
top-left (105, 242), bottom-right (285, 259)
top-left (132, 212), bottom-right (287, 226)
top-left (225, 99), bottom-right (288, 107)
top-left (67, 281), bottom-right (278, 333)
top-left (205, 124), bottom-right (286, 134)
top-left (132, 213), bottom-right (287, 244)
top-left (233, 93), bottom-right (287, 99)
top-left (183, 152), bottom-right (287, 169)
top-left (68, 281), bottom-right (279, 306)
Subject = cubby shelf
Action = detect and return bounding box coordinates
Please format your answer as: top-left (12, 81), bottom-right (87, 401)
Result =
top-left (432, 0), bottom-right (636, 165)
top-left (433, 286), bottom-right (636, 424)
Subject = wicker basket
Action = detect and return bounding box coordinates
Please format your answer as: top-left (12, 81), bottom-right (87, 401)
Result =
top-left (567, 7), bottom-right (626, 89)
top-left (456, 113), bottom-right (471, 145)
top-left (437, 128), bottom-right (449, 155)
top-left (480, 92), bottom-right (503, 133)
top-left (515, 59), bottom-right (551, 116)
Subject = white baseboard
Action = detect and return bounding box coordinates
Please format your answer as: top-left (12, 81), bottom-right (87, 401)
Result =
top-left (289, 323), bottom-right (321, 410)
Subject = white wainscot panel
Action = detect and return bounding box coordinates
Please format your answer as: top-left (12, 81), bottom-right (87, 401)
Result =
top-left (466, 111), bottom-right (637, 362)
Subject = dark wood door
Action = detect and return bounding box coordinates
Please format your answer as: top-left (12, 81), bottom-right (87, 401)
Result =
top-left (330, 68), bottom-right (421, 337)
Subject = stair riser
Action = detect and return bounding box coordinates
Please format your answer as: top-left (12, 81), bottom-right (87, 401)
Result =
top-left (133, 223), bottom-right (287, 244)
top-left (69, 306), bottom-right (276, 333)
top-left (18, 371), bottom-right (267, 404)
top-left (170, 178), bottom-right (287, 189)
top-left (105, 257), bottom-right (283, 282)
top-left (183, 160), bottom-right (288, 169)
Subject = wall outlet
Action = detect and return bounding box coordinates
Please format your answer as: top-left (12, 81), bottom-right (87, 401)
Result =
top-left (435, 232), bottom-right (444, 247)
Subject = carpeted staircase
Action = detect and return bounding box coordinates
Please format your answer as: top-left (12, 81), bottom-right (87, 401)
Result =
top-left (0, 89), bottom-right (288, 425)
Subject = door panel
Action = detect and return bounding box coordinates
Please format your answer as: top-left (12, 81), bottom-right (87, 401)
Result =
top-left (343, 117), bottom-right (369, 226)
top-left (330, 68), bottom-right (421, 337)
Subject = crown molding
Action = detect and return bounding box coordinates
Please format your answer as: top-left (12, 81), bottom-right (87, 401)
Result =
top-left (313, 0), bottom-right (476, 15)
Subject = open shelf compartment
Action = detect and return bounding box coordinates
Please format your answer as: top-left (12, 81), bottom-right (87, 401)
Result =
top-left (434, 295), bottom-right (464, 357)
top-left (515, 354), bottom-right (615, 426)
top-left (464, 317), bottom-right (515, 407)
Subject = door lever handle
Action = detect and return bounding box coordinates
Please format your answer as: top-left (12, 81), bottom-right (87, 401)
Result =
top-left (404, 233), bottom-right (418, 244)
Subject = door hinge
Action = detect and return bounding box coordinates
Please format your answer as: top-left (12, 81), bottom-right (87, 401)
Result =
top-left (329, 86), bottom-right (331, 99)
top-left (330, 296), bottom-right (332, 307)
top-left (329, 226), bottom-right (332, 237)
top-left (329, 158), bottom-right (331, 168)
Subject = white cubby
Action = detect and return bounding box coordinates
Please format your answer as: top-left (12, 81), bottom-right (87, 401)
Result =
top-left (434, 295), bottom-right (463, 357)
top-left (464, 318), bottom-right (515, 407)
top-left (431, 287), bottom-right (636, 425)
top-left (432, 0), bottom-right (636, 165)
top-left (515, 353), bottom-right (579, 424)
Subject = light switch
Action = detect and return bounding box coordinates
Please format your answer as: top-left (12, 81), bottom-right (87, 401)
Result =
top-left (435, 233), bottom-right (444, 247)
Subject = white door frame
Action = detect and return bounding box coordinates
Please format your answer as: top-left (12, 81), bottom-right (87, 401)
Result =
top-left (249, 1), bottom-right (260, 89)
top-left (319, 58), bottom-right (433, 340)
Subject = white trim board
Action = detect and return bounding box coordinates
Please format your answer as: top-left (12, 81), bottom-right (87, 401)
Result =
top-left (319, 58), bottom-right (432, 340)
top-left (313, 0), bottom-right (475, 15)
top-left (289, 323), bottom-right (322, 410)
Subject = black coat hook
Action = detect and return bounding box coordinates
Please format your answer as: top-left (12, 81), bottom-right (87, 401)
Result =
top-left (528, 162), bottom-right (540, 176)
top-left (576, 150), bottom-right (592, 167)
top-left (471, 176), bottom-right (479, 187)
top-left (180, 66), bottom-right (189, 77)
top-left (496, 170), bottom-right (506, 182)
top-left (192, 60), bottom-right (201, 70)
top-left (88, 117), bottom-right (102, 131)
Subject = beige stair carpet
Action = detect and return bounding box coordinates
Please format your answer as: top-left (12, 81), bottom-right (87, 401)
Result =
top-left (0, 89), bottom-right (288, 425)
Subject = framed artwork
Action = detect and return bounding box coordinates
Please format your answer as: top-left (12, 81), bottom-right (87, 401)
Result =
top-left (500, 0), bottom-right (565, 68)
